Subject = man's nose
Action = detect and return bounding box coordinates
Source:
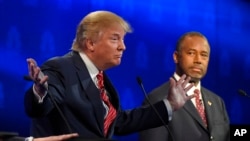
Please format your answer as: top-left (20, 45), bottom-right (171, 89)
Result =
top-left (194, 54), bottom-right (202, 63)
top-left (118, 41), bottom-right (126, 51)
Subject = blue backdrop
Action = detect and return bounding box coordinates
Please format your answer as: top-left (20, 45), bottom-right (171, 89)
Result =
top-left (0, 0), bottom-right (250, 140)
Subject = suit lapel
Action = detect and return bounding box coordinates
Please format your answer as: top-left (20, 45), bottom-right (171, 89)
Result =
top-left (72, 51), bottom-right (104, 134)
top-left (79, 72), bottom-right (105, 131)
top-left (103, 72), bottom-right (120, 109)
top-left (200, 88), bottom-right (213, 131)
top-left (183, 96), bottom-right (209, 131)
top-left (183, 100), bottom-right (206, 127)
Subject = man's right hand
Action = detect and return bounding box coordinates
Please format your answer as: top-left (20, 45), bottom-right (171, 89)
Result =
top-left (27, 58), bottom-right (49, 97)
top-left (167, 74), bottom-right (195, 111)
top-left (33, 133), bottom-right (79, 141)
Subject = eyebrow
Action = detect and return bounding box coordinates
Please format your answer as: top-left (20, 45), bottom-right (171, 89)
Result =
top-left (187, 49), bottom-right (209, 54)
top-left (111, 33), bottom-right (121, 36)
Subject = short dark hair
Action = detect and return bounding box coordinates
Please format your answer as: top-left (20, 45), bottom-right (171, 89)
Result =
top-left (175, 31), bottom-right (208, 51)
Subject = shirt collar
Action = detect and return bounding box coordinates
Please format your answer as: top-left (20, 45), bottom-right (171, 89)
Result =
top-left (79, 52), bottom-right (99, 80)
top-left (173, 72), bottom-right (201, 96)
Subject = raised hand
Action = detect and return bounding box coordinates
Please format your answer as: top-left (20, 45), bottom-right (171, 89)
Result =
top-left (27, 58), bottom-right (48, 97)
top-left (167, 74), bottom-right (194, 111)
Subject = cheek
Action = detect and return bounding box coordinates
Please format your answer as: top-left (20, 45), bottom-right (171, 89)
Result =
top-left (179, 58), bottom-right (190, 66)
top-left (202, 62), bottom-right (209, 71)
top-left (181, 63), bottom-right (190, 70)
top-left (202, 59), bottom-right (209, 66)
top-left (105, 42), bottom-right (118, 51)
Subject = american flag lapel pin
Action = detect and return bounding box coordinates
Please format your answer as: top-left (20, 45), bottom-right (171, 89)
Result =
top-left (207, 101), bottom-right (212, 106)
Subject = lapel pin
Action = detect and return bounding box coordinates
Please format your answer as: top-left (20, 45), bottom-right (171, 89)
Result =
top-left (207, 101), bottom-right (212, 106)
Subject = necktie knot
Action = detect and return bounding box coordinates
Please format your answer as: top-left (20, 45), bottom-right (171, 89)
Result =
top-left (194, 89), bottom-right (200, 98)
top-left (97, 71), bottom-right (104, 90)
top-left (97, 71), bottom-right (103, 79)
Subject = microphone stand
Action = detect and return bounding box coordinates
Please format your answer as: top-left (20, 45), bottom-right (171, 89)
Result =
top-left (136, 77), bottom-right (174, 141)
top-left (24, 75), bottom-right (73, 133)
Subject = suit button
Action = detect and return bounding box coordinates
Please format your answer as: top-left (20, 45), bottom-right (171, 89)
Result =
top-left (210, 136), bottom-right (214, 140)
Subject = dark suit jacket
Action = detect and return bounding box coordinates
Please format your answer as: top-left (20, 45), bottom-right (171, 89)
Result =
top-left (139, 81), bottom-right (230, 141)
top-left (24, 51), bottom-right (170, 139)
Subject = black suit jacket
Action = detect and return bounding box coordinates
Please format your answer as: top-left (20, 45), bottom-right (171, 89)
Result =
top-left (139, 81), bottom-right (230, 141)
top-left (24, 51), bottom-right (170, 139)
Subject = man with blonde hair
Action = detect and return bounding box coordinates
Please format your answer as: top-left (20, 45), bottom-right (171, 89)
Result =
top-left (24, 10), bottom-right (195, 140)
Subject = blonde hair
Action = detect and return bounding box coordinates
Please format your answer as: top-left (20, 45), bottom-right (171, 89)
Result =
top-left (71, 10), bottom-right (132, 52)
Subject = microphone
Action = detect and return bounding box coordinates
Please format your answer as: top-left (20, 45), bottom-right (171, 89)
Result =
top-left (24, 75), bottom-right (32, 81)
top-left (136, 77), bottom-right (174, 141)
top-left (238, 89), bottom-right (250, 98)
top-left (23, 74), bottom-right (73, 134)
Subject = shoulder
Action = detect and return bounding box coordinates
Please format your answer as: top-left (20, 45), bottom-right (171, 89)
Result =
top-left (43, 51), bottom-right (77, 67)
top-left (201, 87), bottom-right (224, 102)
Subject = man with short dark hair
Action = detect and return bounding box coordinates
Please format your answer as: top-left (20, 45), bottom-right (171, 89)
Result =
top-left (139, 31), bottom-right (230, 141)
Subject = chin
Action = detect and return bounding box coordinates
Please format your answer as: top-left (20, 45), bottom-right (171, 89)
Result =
top-left (190, 75), bottom-right (203, 81)
top-left (116, 60), bottom-right (121, 64)
top-left (112, 61), bottom-right (121, 67)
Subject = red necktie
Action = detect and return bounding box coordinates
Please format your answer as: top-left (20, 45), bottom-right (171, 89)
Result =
top-left (96, 71), bottom-right (117, 136)
top-left (195, 89), bottom-right (207, 127)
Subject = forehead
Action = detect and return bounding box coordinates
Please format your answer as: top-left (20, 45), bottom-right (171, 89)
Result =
top-left (101, 23), bottom-right (126, 37)
top-left (181, 36), bottom-right (210, 52)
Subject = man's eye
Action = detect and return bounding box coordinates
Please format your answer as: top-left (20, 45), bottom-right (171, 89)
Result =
top-left (202, 54), bottom-right (208, 57)
top-left (188, 52), bottom-right (194, 55)
top-left (111, 37), bottom-right (118, 40)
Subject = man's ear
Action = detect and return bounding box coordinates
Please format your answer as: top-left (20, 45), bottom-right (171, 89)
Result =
top-left (86, 39), bottom-right (95, 51)
top-left (173, 51), bottom-right (178, 64)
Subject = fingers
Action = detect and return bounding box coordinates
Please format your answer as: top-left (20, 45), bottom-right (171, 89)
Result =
top-left (186, 94), bottom-right (195, 101)
top-left (59, 133), bottom-right (79, 140)
top-left (34, 68), bottom-right (41, 82)
top-left (179, 74), bottom-right (190, 87)
top-left (27, 58), bottom-right (48, 83)
top-left (168, 74), bottom-right (196, 111)
top-left (27, 58), bottom-right (39, 81)
top-left (27, 58), bottom-right (37, 66)
top-left (49, 133), bottom-right (79, 141)
top-left (169, 75), bottom-right (192, 91)
top-left (176, 74), bottom-right (190, 86)
top-left (184, 82), bottom-right (193, 92)
top-left (169, 77), bottom-right (176, 87)
top-left (40, 75), bottom-right (49, 84)
top-left (176, 74), bottom-right (186, 85)
top-left (178, 74), bottom-right (194, 90)
top-left (37, 71), bottom-right (48, 84)
top-left (34, 133), bottom-right (79, 141)
top-left (27, 58), bottom-right (37, 76)
top-left (27, 58), bottom-right (49, 96)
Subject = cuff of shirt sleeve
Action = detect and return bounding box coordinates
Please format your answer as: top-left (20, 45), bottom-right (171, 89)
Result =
top-left (25, 136), bottom-right (34, 141)
top-left (32, 84), bottom-right (47, 103)
top-left (163, 99), bottom-right (173, 121)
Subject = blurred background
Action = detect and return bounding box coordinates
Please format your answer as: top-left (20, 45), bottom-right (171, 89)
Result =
top-left (0, 0), bottom-right (250, 140)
